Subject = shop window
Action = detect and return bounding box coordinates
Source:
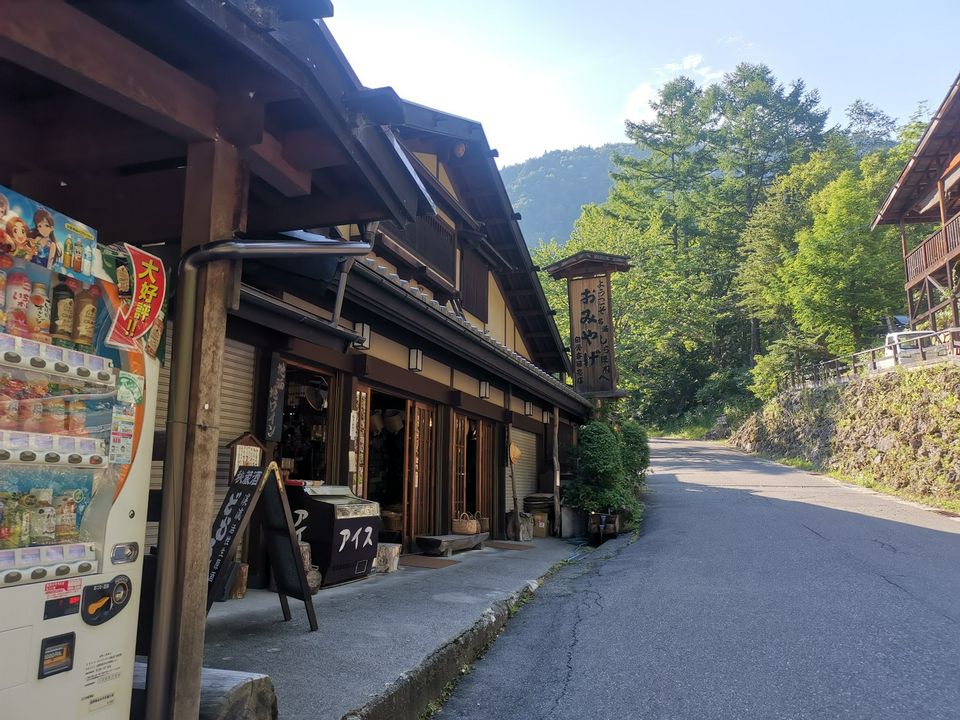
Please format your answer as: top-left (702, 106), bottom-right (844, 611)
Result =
top-left (277, 369), bottom-right (332, 484)
top-left (367, 392), bottom-right (408, 543)
top-left (460, 246), bottom-right (488, 322)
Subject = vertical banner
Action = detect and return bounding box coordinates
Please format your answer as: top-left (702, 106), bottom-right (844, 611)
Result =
top-left (265, 354), bottom-right (286, 442)
top-left (568, 274), bottom-right (617, 395)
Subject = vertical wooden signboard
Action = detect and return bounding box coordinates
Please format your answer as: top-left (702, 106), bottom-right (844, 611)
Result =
top-left (568, 274), bottom-right (617, 395)
top-left (546, 252), bottom-right (631, 399)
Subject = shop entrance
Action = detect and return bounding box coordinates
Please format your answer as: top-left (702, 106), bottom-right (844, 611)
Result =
top-left (362, 389), bottom-right (437, 550)
top-left (452, 414), bottom-right (495, 528)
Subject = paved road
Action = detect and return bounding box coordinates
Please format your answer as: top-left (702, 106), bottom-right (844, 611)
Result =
top-left (438, 439), bottom-right (960, 720)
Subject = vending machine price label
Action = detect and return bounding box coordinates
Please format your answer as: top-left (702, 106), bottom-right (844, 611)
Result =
top-left (44, 577), bottom-right (81, 600)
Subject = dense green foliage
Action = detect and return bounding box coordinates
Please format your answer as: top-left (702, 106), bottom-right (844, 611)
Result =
top-left (618, 420), bottom-right (650, 479)
top-left (532, 64), bottom-right (933, 427)
top-left (574, 421), bottom-right (623, 488)
top-left (501, 144), bottom-right (642, 246)
top-left (562, 420), bottom-right (647, 529)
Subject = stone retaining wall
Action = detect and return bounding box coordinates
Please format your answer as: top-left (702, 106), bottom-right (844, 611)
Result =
top-left (731, 366), bottom-right (960, 502)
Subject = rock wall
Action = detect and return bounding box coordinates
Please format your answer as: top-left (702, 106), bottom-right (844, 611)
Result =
top-left (731, 365), bottom-right (960, 502)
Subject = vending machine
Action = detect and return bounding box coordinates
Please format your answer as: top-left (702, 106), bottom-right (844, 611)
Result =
top-left (0, 186), bottom-right (166, 719)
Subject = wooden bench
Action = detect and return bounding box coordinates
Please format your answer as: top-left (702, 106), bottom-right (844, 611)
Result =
top-left (416, 532), bottom-right (489, 557)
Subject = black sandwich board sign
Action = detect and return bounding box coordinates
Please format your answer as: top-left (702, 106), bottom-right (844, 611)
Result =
top-left (207, 461), bottom-right (318, 632)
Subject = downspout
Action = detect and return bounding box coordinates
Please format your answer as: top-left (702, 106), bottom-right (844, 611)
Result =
top-left (146, 236), bottom-right (371, 720)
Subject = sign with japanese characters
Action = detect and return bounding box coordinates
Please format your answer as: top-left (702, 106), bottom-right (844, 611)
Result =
top-left (568, 274), bottom-right (617, 395)
top-left (106, 243), bottom-right (166, 352)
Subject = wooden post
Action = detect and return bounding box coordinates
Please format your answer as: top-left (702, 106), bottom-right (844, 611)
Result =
top-left (170, 140), bottom-right (247, 720)
top-left (551, 405), bottom-right (560, 536)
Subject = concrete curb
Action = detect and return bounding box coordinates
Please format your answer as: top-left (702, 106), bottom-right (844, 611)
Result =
top-left (340, 579), bottom-right (540, 720)
top-left (340, 535), bottom-right (635, 720)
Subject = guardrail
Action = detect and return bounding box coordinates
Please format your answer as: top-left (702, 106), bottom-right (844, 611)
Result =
top-left (779, 327), bottom-right (960, 392)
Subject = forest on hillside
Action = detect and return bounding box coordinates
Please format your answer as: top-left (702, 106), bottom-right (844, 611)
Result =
top-left (501, 144), bottom-right (640, 246)
top-left (532, 63), bottom-right (934, 431)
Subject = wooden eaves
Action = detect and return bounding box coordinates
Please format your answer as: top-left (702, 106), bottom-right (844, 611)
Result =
top-left (0, 0), bottom-right (433, 243)
top-left (873, 71), bottom-right (960, 229)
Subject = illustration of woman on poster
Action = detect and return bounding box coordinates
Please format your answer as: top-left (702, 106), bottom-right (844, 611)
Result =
top-left (6, 216), bottom-right (33, 260)
top-left (0, 193), bottom-right (9, 253)
top-left (30, 207), bottom-right (57, 268)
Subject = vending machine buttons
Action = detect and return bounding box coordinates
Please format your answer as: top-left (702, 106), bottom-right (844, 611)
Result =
top-left (81, 574), bottom-right (132, 625)
top-left (4, 570), bottom-right (22, 583)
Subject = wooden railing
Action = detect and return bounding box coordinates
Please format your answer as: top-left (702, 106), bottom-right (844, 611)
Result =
top-left (780, 328), bottom-right (960, 392)
top-left (905, 212), bottom-right (960, 281)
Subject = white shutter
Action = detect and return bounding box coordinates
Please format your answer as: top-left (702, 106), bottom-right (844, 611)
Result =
top-left (510, 428), bottom-right (538, 502)
top-left (145, 333), bottom-right (256, 549)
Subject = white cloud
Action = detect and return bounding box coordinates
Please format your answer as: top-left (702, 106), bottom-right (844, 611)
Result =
top-left (623, 81), bottom-right (659, 124)
top-left (620, 53), bottom-right (725, 125)
top-left (720, 33), bottom-right (755, 50)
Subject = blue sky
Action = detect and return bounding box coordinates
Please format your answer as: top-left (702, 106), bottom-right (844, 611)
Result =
top-left (328, 1), bottom-right (959, 167)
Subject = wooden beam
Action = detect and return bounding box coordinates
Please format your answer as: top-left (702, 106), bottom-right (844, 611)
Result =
top-left (0, 0), bottom-right (217, 141)
top-left (282, 127), bottom-right (348, 170)
top-left (244, 132), bottom-right (312, 196)
top-left (247, 188), bottom-right (384, 232)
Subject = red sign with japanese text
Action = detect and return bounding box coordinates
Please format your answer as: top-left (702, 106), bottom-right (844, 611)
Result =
top-left (106, 244), bottom-right (166, 351)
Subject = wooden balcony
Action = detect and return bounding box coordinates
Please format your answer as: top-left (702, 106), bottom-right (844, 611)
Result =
top-left (905, 211), bottom-right (960, 283)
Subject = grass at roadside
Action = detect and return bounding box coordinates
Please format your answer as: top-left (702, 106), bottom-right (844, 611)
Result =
top-left (754, 449), bottom-right (960, 515)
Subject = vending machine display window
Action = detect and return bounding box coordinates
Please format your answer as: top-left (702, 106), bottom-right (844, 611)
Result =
top-left (0, 332), bottom-right (118, 586)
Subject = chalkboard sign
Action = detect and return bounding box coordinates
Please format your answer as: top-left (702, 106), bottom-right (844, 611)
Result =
top-left (206, 463), bottom-right (317, 631)
top-left (208, 466), bottom-right (264, 607)
top-left (258, 468), bottom-right (319, 631)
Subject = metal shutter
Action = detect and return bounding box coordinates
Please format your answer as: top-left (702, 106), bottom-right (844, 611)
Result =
top-left (510, 428), bottom-right (538, 502)
top-left (145, 333), bottom-right (256, 549)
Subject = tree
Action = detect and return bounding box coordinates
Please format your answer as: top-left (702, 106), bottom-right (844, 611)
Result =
top-left (843, 100), bottom-right (897, 156)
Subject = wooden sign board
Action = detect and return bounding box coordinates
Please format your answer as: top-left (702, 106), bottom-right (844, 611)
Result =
top-left (568, 274), bottom-right (618, 395)
top-left (207, 462), bottom-right (317, 631)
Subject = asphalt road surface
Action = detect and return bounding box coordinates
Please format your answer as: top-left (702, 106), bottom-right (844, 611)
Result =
top-left (438, 439), bottom-right (960, 720)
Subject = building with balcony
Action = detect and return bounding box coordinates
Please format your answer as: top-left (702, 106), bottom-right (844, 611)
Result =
top-left (874, 73), bottom-right (960, 332)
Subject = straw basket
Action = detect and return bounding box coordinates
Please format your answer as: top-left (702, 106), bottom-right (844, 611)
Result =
top-left (452, 512), bottom-right (480, 535)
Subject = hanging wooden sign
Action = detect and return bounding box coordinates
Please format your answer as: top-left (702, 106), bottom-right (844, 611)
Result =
top-left (545, 251), bottom-right (631, 399)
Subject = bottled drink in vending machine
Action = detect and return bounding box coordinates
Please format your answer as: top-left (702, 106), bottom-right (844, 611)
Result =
top-left (72, 237), bottom-right (83, 273)
top-left (82, 240), bottom-right (93, 276)
top-left (50, 276), bottom-right (75, 348)
top-left (72, 284), bottom-right (99, 352)
top-left (0, 254), bottom-right (12, 332)
top-left (62, 235), bottom-right (73, 270)
top-left (27, 282), bottom-right (51, 341)
top-left (5, 260), bottom-right (32, 337)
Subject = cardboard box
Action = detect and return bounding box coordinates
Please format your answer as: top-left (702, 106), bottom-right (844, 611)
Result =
top-left (532, 511), bottom-right (550, 538)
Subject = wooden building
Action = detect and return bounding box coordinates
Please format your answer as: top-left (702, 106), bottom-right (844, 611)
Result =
top-left (0, 2), bottom-right (590, 715)
top-left (874, 73), bottom-right (960, 333)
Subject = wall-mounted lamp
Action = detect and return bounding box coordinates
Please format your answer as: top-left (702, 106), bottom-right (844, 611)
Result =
top-left (543, 410), bottom-right (553, 425)
top-left (354, 322), bottom-right (371, 350)
top-left (409, 348), bottom-right (423, 372)
top-left (479, 380), bottom-right (490, 399)
top-left (523, 401), bottom-right (534, 417)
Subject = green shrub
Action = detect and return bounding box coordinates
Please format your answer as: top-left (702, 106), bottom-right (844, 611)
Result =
top-left (618, 420), bottom-right (650, 479)
top-left (563, 420), bottom-right (645, 530)
top-left (576, 421), bottom-right (623, 488)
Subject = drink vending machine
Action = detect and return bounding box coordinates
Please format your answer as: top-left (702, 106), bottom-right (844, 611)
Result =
top-left (0, 186), bottom-right (167, 719)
